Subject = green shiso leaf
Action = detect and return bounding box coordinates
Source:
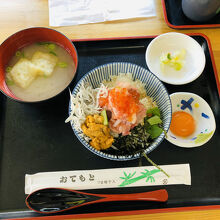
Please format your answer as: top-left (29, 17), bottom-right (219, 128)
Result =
top-left (144, 118), bottom-right (151, 130)
top-left (147, 124), bottom-right (163, 139)
top-left (147, 107), bottom-right (161, 117)
top-left (147, 115), bottom-right (162, 125)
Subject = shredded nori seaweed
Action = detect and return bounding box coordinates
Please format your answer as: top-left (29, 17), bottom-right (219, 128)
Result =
top-left (101, 124), bottom-right (152, 157)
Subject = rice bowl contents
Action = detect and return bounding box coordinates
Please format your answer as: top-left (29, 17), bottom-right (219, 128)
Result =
top-left (66, 73), bottom-right (164, 157)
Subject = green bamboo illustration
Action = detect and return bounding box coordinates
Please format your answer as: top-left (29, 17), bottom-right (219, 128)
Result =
top-left (119, 169), bottom-right (161, 187)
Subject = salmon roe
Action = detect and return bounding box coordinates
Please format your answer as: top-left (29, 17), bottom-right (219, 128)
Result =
top-left (99, 87), bottom-right (140, 122)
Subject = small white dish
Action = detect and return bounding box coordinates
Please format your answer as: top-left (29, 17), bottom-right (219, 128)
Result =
top-left (146, 32), bottom-right (206, 85)
top-left (166, 92), bottom-right (216, 148)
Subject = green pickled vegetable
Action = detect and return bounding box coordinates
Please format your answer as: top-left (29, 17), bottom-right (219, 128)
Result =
top-left (173, 62), bottom-right (182, 71)
top-left (101, 110), bottom-right (108, 126)
top-left (167, 53), bottom-right (171, 60)
top-left (160, 49), bottom-right (186, 72)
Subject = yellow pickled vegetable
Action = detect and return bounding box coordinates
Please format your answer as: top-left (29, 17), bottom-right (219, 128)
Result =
top-left (160, 49), bottom-right (186, 72)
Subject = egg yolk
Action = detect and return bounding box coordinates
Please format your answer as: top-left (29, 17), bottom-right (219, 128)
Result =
top-left (170, 111), bottom-right (196, 137)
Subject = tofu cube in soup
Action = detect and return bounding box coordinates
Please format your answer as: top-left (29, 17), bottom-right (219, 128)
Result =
top-left (9, 58), bottom-right (43, 89)
top-left (32, 51), bottom-right (58, 77)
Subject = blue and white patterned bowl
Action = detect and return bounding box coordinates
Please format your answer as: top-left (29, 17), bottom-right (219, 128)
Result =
top-left (68, 62), bottom-right (172, 161)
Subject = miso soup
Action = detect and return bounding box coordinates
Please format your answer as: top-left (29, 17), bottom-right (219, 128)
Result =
top-left (6, 42), bottom-right (76, 102)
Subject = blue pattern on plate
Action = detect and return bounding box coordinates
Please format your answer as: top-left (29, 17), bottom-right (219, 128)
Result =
top-left (68, 62), bottom-right (172, 161)
top-left (201, 112), bottom-right (209, 119)
top-left (181, 97), bottom-right (194, 111)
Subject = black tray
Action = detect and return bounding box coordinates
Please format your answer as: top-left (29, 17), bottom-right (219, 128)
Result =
top-left (0, 34), bottom-right (219, 219)
top-left (162, 0), bottom-right (220, 29)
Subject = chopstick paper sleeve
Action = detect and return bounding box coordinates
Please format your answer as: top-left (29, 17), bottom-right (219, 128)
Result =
top-left (25, 163), bottom-right (191, 194)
